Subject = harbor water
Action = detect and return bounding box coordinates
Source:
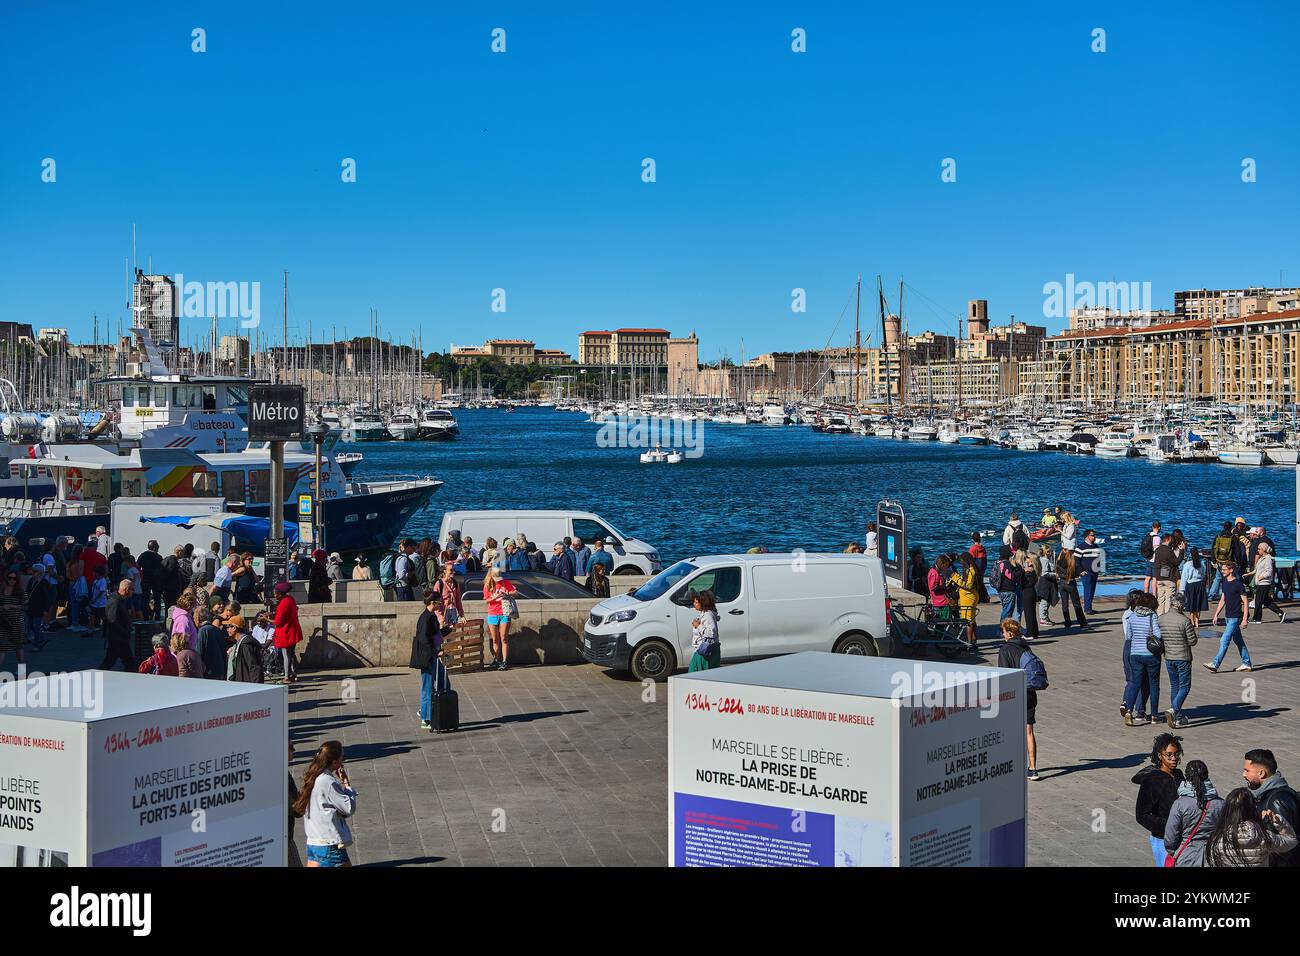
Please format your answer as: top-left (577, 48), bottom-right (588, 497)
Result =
top-left (349, 408), bottom-right (1297, 576)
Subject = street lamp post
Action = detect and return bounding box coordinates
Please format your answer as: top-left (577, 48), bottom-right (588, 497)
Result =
top-left (307, 421), bottom-right (330, 553)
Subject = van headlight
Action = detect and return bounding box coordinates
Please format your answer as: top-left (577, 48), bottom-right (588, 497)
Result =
top-left (647, 551), bottom-right (660, 562)
top-left (608, 609), bottom-right (637, 623)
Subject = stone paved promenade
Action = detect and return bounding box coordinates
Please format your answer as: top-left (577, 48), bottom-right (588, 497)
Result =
top-left (27, 596), bottom-right (1300, 866)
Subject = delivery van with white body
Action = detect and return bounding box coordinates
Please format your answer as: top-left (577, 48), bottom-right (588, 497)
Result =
top-left (436, 510), bottom-right (662, 575)
top-left (581, 552), bottom-right (891, 681)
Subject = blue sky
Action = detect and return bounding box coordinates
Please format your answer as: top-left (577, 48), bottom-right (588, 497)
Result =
top-left (1, 1), bottom-right (1296, 359)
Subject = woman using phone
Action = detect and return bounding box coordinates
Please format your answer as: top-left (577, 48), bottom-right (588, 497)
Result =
top-left (294, 740), bottom-right (357, 868)
top-left (482, 566), bottom-right (517, 671)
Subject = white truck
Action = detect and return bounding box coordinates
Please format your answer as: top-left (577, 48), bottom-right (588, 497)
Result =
top-left (436, 509), bottom-right (662, 576)
top-left (581, 552), bottom-right (891, 681)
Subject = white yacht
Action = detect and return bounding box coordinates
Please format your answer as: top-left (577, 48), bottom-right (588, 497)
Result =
top-left (908, 423), bottom-right (938, 441)
top-left (346, 410), bottom-right (388, 442)
top-left (418, 408), bottom-right (460, 441)
top-left (387, 412), bottom-right (420, 441)
top-left (762, 402), bottom-right (789, 425)
top-left (1095, 434), bottom-right (1135, 459)
top-left (1217, 444), bottom-right (1266, 466)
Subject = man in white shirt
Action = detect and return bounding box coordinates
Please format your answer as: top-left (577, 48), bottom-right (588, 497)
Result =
top-left (865, 522), bottom-right (879, 557)
top-left (95, 525), bottom-right (111, 557)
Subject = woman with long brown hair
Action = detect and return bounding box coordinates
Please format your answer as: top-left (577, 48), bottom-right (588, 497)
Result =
top-left (294, 740), bottom-right (357, 867)
top-left (1056, 549), bottom-right (1088, 630)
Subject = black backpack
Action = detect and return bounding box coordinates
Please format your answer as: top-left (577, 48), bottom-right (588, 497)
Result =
top-left (1140, 534), bottom-right (1155, 559)
top-left (1011, 526), bottom-right (1029, 552)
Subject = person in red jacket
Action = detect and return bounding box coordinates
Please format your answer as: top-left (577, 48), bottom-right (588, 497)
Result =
top-left (273, 580), bottom-right (303, 684)
top-left (138, 633), bottom-right (179, 676)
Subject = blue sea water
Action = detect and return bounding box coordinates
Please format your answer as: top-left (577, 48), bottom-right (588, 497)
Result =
top-left (349, 408), bottom-right (1297, 576)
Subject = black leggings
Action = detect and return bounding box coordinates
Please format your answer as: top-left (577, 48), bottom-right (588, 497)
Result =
top-left (1253, 584), bottom-right (1284, 622)
top-left (1061, 581), bottom-right (1087, 627)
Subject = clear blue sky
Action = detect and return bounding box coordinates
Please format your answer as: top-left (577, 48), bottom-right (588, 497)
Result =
top-left (1, 1), bottom-right (1296, 359)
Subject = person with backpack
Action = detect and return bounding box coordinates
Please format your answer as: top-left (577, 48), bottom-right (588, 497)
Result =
top-left (1002, 513), bottom-right (1029, 555)
top-left (1132, 732), bottom-right (1185, 866)
top-left (1158, 592), bottom-right (1197, 728)
top-left (1139, 522), bottom-right (1161, 593)
top-left (1242, 748), bottom-right (1300, 867)
top-left (1207, 562), bottom-right (1252, 673)
top-left (1208, 520), bottom-right (1235, 602)
top-left (392, 539), bottom-right (419, 601)
top-left (1149, 536), bottom-right (1179, 614)
top-left (997, 618), bottom-right (1045, 782)
top-left (1204, 787), bottom-right (1298, 868)
top-left (993, 546), bottom-right (1023, 623)
top-left (1163, 759), bottom-right (1223, 868)
top-left (1123, 591), bottom-right (1163, 726)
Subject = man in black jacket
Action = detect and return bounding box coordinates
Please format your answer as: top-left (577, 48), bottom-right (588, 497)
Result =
top-left (1244, 748), bottom-right (1300, 866)
top-left (98, 580), bottom-right (138, 671)
top-left (137, 540), bottom-right (164, 619)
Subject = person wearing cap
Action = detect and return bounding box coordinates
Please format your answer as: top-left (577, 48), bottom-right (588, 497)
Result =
top-left (588, 537), bottom-right (615, 577)
top-left (1158, 591), bottom-right (1198, 729)
top-left (227, 612), bottom-right (264, 683)
top-left (1246, 541), bottom-right (1286, 624)
top-left (326, 552), bottom-right (345, 582)
top-left (273, 579), bottom-right (303, 683)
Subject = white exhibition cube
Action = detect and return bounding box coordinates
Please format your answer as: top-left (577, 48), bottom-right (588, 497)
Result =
top-left (669, 652), bottom-right (1027, 867)
top-left (0, 671), bottom-right (288, 867)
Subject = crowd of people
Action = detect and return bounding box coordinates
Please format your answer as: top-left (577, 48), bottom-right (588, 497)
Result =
top-left (1133, 742), bottom-right (1297, 868)
top-left (0, 526), bottom-right (306, 686)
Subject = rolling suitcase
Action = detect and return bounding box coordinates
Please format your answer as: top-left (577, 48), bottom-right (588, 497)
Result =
top-left (430, 659), bottom-right (459, 733)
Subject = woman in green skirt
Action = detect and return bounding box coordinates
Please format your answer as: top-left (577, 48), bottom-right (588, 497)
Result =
top-left (687, 589), bottom-right (721, 671)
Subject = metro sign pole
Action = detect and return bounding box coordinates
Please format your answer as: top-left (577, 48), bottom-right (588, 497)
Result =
top-left (248, 385), bottom-right (306, 588)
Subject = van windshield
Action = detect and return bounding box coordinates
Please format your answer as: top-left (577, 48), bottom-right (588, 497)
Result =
top-left (632, 560), bottom-right (698, 601)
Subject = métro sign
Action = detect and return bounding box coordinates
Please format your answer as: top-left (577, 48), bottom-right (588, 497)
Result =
top-left (876, 499), bottom-right (907, 590)
top-left (248, 385), bottom-right (305, 442)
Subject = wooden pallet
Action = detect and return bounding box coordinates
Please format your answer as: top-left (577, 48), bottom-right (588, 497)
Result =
top-left (442, 618), bottom-right (485, 673)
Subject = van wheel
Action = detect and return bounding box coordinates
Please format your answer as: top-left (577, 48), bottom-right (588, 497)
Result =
top-left (612, 565), bottom-right (639, 576)
top-left (629, 640), bottom-right (676, 682)
top-left (834, 632), bottom-right (878, 656)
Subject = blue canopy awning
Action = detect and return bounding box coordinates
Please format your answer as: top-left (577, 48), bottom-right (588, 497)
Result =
top-left (139, 512), bottom-right (299, 545)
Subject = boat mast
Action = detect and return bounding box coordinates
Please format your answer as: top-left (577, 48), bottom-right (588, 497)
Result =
top-left (876, 275), bottom-right (890, 414)
top-left (853, 274), bottom-right (861, 410)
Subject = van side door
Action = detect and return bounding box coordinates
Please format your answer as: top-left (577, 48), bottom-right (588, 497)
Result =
top-left (671, 565), bottom-right (750, 662)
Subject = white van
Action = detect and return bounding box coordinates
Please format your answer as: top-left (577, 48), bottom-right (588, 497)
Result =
top-left (436, 510), bottom-right (662, 576)
top-left (581, 553), bottom-right (891, 681)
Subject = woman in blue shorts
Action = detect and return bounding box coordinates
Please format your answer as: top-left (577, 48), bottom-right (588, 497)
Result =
top-left (295, 740), bottom-right (357, 867)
